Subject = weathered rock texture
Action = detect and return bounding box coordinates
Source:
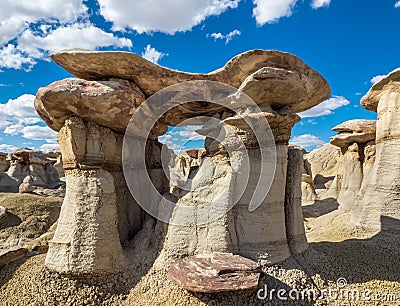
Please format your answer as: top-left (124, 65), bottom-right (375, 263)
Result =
top-left (304, 143), bottom-right (341, 191)
top-left (35, 49), bottom-right (329, 275)
top-left (329, 120), bottom-right (376, 210)
top-left (170, 149), bottom-right (206, 197)
top-left (167, 253), bottom-right (260, 293)
top-left (0, 149), bottom-right (62, 193)
top-left (351, 69), bottom-right (400, 230)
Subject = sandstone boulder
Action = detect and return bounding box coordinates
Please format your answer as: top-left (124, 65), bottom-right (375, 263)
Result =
top-left (167, 253), bottom-right (260, 293)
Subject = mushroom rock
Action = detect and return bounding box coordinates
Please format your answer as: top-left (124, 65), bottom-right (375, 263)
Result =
top-left (50, 49), bottom-right (330, 112)
top-left (329, 120), bottom-right (376, 210)
top-left (36, 49), bottom-right (329, 275)
top-left (330, 120), bottom-right (376, 148)
top-left (351, 69), bottom-right (400, 230)
top-left (167, 253), bottom-right (260, 293)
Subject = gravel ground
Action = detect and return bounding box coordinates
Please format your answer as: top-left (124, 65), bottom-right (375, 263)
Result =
top-left (0, 207), bottom-right (398, 306)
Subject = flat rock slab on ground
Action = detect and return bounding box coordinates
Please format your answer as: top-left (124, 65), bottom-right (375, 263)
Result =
top-left (168, 252), bottom-right (260, 293)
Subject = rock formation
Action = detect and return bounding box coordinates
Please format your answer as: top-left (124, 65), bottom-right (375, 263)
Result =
top-left (170, 149), bottom-right (206, 197)
top-left (0, 148), bottom-right (62, 193)
top-left (167, 253), bottom-right (260, 293)
top-left (351, 68), bottom-right (400, 230)
top-left (0, 153), bottom-right (9, 173)
top-left (35, 49), bottom-right (330, 275)
top-left (329, 120), bottom-right (376, 210)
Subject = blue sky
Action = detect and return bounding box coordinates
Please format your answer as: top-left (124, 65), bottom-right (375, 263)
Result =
top-left (0, 0), bottom-right (399, 153)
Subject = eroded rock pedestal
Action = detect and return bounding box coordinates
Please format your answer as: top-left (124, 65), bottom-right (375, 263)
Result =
top-left (329, 120), bottom-right (376, 210)
top-left (351, 69), bottom-right (400, 230)
top-left (35, 49), bottom-right (329, 276)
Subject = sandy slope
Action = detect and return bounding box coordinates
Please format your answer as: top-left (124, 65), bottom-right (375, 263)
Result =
top-left (0, 206), bottom-right (399, 306)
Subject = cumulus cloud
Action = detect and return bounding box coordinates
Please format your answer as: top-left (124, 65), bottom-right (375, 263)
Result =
top-left (290, 134), bottom-right (325, 148)
top-left (299, 96), bottom-right (350, 118)
top-left (0, 144), bottom-right (17, 153)
top-left (253, 0), bottom-right (298, 25)
top-left (98, 0), bottom-right (240, 34)
top-left (0, 94), bottom-right (42, 128)
top-left (159, 125), bottom-right (206, 153)
top-left (311, 0), bottom-right (331, 9)
top-left (208, 29), bottom-right (241, 44)
top-left (141, 45), bottom-right (165, 64)
top-left (0, 1), bottom-right (132, 70)
top-left (0, 94), bottom-right (58, 146)
top-left (17, 23), bottom-right (132, 58)
top-left (0, 44), bottom-right (36, 70)
top-left (19, 126), bottom-right (58, 143)
top-left (0, 0), bottom-right (88, 45)
top-left (395, 1), bottom-right (400, 8)
top-left (171, 125), bottom-right (206, 141)
top-left (370, 75), bottom-right (386, 85)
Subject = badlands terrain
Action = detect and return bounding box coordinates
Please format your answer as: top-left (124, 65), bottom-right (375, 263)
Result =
top-left (0, 49), bottom-right (399, 305)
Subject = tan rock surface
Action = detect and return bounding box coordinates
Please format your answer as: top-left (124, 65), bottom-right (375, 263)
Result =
top-left (50, 49), bottom-right (330, 113)
top-left (0, 149), bottom-right (62, 193)
top-left (330, 119), bottom-right (376, 148)
top-left (304, 144), bottom-right (340, 190)
top-left (35, 78), bottom-right (146, 134)
top-left (352, 69), bottom-right (400, 229)
top-left (361, 68), bottom-right (400, 112)
top-left (0, 153), bottom-right (9, 173)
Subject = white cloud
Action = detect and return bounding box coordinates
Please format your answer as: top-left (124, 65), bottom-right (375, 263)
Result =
top-left (0, 94), bottom-right (42, 129)
top-left (395, 1), bottom-right (400, 8)
top-left (253, 0), bottom-right (298, 25)
top-left (208, 29), bottom-right (241, 44)
top-left (172, 125), bottom-right (206, 141)
top-left (0, 144), bottom-right (17, 153)
top-left (370, 75), bottom-right (386, 85)
top-left (159, 125), bottom-right (206, 153)
top-left (0, 1), bottom-right (132, 71)
top-left (290, 134), bottom-right (325, 148)
top-left (311, 0), bottom-right (331, 9)
top-left (0, 44), bottom-right (36, 71)
top-left (98, 0), bottom-right (240, 34)
top-left (299, 96), bottom-right (350, 118)
top-left (19, 126), bottom-right (58, 143)
top-left (17, 23), bottom-right (132, 59)
top-left (141, 45), bottom-right (165, 64)
top-left (0, 0), bottom-right (88, 46)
